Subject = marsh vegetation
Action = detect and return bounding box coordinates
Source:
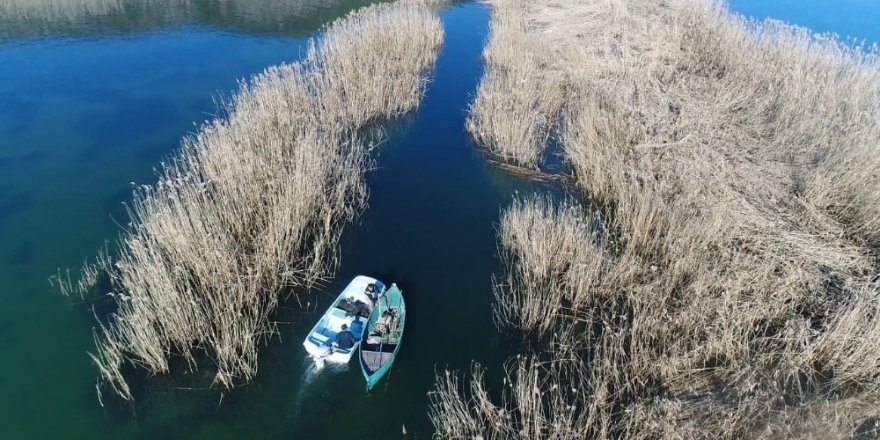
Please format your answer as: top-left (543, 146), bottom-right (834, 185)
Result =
top-left (433, 0), bottom-right (880, 438)
top-left (53, 0), bottom-right (443, 400)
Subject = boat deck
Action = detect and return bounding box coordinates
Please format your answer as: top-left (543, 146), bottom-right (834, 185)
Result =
top-left (361, 350), bottom-right (394, 374)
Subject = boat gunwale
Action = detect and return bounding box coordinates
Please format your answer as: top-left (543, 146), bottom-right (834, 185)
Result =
top-left (359, 283), bottom-right (405, 388)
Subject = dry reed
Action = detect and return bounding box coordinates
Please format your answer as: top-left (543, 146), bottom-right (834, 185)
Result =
top-left (57, 1), bottom-right (443, 400)
top-left (434, 0), bottom-right (880, 438)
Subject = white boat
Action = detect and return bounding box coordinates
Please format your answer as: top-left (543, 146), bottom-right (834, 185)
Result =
top-left (303, 275), bottom-right (386, 364)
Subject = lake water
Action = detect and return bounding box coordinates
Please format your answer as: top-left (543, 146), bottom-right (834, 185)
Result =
top-left (0, 0), bottom-right (876, 438)
top-left (728, 0), bottom-right (880, 44)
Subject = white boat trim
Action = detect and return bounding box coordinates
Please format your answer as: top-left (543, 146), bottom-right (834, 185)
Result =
top-left (302, 275), bottom-right (385, 364)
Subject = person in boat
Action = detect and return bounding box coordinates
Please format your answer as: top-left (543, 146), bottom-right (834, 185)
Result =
top-left (333, 323), bottom-right (355, 350)
top-left (375, 310), bottom-right (395, 335)
top-left (365, 283), bottom-right (379, 305)
top-left (350, 317), bottom-right (364, 338)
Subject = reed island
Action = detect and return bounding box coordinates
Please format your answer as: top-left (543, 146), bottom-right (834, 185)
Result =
top-left (431, 0), bottom-right (880, 438)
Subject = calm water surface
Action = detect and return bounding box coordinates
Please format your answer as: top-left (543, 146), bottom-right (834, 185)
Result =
top-left (0, 0), bottom-right (877, 438)
top-left (729, 0), bottom-right (880, 43)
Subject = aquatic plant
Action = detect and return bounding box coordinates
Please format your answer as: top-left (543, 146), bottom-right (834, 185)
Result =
top-left (434, 0), bottom-right (880, 438)
top-left (56, 1), bottom-right (443, 400)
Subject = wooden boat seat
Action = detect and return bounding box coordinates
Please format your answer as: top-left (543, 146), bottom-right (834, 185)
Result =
top-left (362, 350), bottom-right (394, 373)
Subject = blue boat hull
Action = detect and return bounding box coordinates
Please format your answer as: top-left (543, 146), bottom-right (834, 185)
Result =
top-left (359, 284), bottom-right (405, 391)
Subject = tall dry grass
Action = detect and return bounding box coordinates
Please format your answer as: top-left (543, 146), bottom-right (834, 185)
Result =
top-left (56, 1), bottom-right (443, 400)
top-left (434, 0), bottom-right (880, 438)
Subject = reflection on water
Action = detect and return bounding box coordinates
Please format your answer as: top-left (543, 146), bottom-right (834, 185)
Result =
top-left (2, 0), bottom-right (873, 438)
top-left (728, 0), bottom-right (880, 44)
top-left (0, 0), bottom-right (383, 39)
top-left (293, 355), bottom-right (345, 404)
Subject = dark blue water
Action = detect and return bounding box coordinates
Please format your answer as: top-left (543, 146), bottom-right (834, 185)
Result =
top-left (114, 4), bottom-right (545, 439)
top-left (0, 0), bottom-right (877, 438)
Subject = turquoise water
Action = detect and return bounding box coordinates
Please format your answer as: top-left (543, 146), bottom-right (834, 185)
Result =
top-left (1, 0), bottom-right (877, 438)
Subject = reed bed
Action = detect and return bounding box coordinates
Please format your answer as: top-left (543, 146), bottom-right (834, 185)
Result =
top-left (433, 0), bottom-right (880, 438)
top-left (57, 1), bottom-right (443, 400)
top-left (465, 0), bottom-right (565, 169)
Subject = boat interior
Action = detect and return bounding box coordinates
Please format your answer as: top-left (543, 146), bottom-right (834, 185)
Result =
top-left (362, 309), bottom-right (401, 361)
top-left (306, 278), bottom-right (383, 353)
top-left (361, 350), bottom-right (394, 374)
top-left (307, 308), bottom-right (366, 352)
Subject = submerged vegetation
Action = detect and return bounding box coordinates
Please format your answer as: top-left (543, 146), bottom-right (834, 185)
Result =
top-left (433, 0), bottom-right (880, 438)
top-left (54, 0), bottom-right (443, 400)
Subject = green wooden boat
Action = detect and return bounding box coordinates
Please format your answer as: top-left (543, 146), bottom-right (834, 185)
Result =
top-left (359, 283), bottom-right (405, 391)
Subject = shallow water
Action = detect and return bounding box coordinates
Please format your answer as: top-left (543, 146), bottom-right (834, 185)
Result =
top-left (0, 0), bottom-right (877, 438)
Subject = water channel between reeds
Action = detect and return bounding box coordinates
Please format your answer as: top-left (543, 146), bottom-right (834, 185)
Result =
top-left (0, 0), bottom-right (878, 438)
